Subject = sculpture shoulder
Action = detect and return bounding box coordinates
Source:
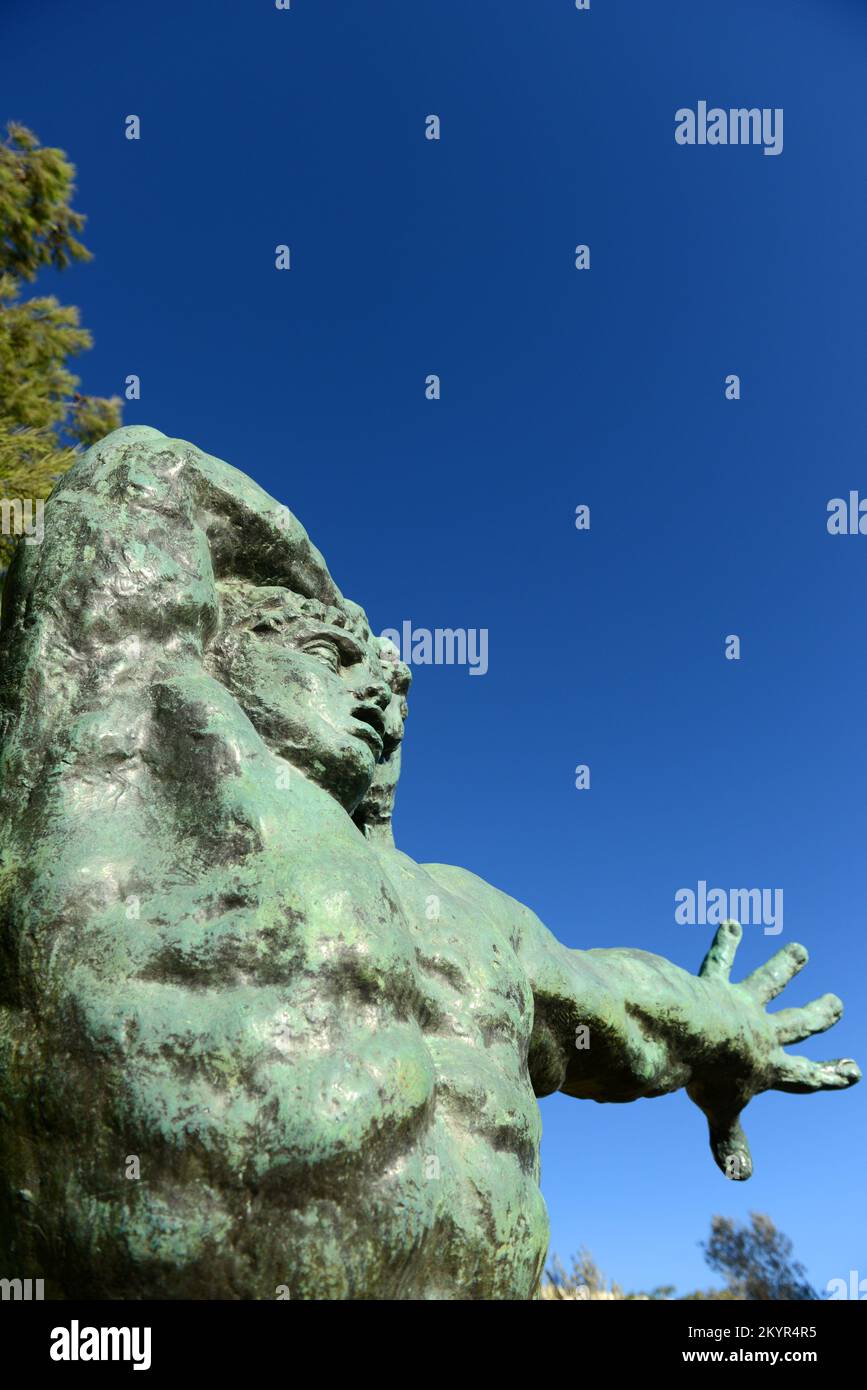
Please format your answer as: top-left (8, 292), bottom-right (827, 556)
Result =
top-left (414, 859), bottom-right (594, 995)
top-left (416, 859), bottom-right (546, 952)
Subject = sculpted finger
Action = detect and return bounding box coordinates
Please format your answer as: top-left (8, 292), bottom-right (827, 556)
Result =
top-left (708, 1116), bottom-right (753, 1182)
top-left (773, 1055), bottom-right (861, 1094)
top-left (742, 942), bottom-right (808, 1004)
top-left (699, 920), bottom-right (743, 982)
top-left (773, 994), bottom-right (843, 1045)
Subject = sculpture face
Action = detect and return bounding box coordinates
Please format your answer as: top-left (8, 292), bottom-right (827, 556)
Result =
top-left (353, 640), bottom-right (411, 841)
top-left (213, 588), bottom-right (393, 814)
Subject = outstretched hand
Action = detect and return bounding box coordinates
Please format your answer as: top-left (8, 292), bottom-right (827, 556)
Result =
top-left (686, 920), bottom-right (860, 1181)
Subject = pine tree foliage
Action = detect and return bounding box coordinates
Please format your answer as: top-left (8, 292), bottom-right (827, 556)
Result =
top-left (0, 122), bottom-right (121, 589)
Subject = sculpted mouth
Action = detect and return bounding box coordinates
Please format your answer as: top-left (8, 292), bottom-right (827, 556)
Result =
top-left (351, 704), bottom-right (386, 755)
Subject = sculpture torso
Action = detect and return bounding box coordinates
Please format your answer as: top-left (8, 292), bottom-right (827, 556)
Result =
top-left (245, 795), bottom-right (549, 1300)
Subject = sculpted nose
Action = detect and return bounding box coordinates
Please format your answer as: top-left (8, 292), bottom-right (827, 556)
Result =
top-left (354, 678), bottom-right (390, 710)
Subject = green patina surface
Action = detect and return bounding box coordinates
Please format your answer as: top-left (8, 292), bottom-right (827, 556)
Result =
top-left (0, 427), bottom-right (859, 1298)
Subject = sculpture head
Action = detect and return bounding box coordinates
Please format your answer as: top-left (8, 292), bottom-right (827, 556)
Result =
top-left (0, 424), bottom-right (407, 826)
top-left (210, 584), bottom-right (395, 815)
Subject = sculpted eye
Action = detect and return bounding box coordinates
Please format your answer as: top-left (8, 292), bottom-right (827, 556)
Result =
top-left (302, 639), bottom-right (342, 672)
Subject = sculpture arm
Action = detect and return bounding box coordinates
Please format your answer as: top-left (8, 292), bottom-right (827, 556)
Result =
top-left (520, 914), bottom-right (860, 1179)
top-left (419, 862), bottom-right (859, 1179)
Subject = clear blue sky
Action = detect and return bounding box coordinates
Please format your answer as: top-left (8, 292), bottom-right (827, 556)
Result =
top-left (3, 0), bottom-right (865, 1296)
